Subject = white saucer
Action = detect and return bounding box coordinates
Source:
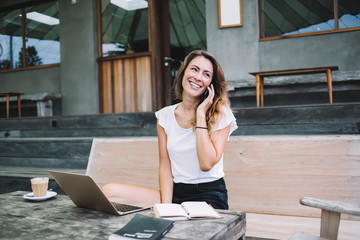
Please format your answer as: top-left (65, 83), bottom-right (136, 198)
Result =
top-left (23, 191), bottom-right (57, 201)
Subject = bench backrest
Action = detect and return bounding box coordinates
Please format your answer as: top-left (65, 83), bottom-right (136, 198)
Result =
top-left (86, 135), bottom-right (360, 220)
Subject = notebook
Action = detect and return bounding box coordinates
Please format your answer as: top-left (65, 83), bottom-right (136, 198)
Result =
top-left (48, 170), bottom-right (152, 216)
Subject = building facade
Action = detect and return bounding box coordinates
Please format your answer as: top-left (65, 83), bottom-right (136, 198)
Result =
top-left (1, 0), bottom-right (359, 116)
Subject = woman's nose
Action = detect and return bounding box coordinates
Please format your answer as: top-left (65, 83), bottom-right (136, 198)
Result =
top-left (195, 71), bottom-right (203, 81)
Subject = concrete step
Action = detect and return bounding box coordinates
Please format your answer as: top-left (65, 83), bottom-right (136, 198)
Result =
top-left (0, 112), bottom-right (157, 138)
top-left (1, 103), bottom-right (359, 137)
top-left (234, 102), bottom-right (360, 135)
top-left (0, 137), bottom-right (93, 169)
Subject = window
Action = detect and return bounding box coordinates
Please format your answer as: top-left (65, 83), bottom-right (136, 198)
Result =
top-left (0, 1), bottom-right (60, 70)
top-left (259, 0), bottom-right (360, 39)
top-left (100, 0), bottom-right (149, 57)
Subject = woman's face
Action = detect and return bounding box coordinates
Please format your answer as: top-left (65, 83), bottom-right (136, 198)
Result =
top-left (181, 56), bottom-right (213, 99)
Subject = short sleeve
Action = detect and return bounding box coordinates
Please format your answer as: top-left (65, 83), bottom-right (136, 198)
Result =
top-left (155, 109), bottom-right (166, 129)
top-left (155, 104), bottom-right (177, 130)
top-left (213, 106), bottom-right (238, 136)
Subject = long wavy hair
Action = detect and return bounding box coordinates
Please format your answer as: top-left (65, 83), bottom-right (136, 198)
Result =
top-left (174, 50), bottom-right (230, 132)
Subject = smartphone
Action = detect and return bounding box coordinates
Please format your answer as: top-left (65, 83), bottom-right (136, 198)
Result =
top-left (200, 88), bottom-right (209, 102)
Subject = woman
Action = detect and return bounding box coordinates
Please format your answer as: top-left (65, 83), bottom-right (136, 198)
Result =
top-left (102, 50), bottom-right (237, 209)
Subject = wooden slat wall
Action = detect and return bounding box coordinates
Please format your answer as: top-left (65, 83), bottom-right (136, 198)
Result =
top-left (224, 136), bottom-right (360, 220)
top-left (100, 55), bottom-right (153, 113)
top-left (86, 137), bottom-right (159, 189)
top-left (86, 136), bottom-right (360, 220)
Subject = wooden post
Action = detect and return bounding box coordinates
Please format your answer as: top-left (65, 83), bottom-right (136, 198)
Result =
top-left (320, 209), bottom-right (341, 240)
top-left (326, 69), bottom-right (333, 104)
top-left (6, 94), bottom-right (10, 118)
top-left (260, 76), bottom-right (264, 107)
top-left (256, 74), bottom-right (260, 107)
top-left (17, 95), bottom-right (22, 117)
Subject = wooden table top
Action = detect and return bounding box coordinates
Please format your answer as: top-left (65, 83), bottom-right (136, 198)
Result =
top-left (0, 92), bottom-right (24, 97)
top-left (0, 191), bottom-right (246, 240)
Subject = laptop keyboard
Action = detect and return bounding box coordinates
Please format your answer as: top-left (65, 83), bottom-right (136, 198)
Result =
top-left (111, 202), bottom-right (141, 212)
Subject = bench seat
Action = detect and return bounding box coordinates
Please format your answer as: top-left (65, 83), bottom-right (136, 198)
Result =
top-left (84, 135), bottom-right (360, 239)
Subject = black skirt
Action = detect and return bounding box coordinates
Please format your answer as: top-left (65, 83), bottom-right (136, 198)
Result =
top-left (172, 177), bottom-right (229, 210)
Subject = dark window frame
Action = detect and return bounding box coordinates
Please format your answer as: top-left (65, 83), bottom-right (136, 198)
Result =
top-left (258, 0), bottom-right (360, 41)
top-left (96, 0), bottom-right (151, 61)
top-left (0, 0), bottom-right (60, 73)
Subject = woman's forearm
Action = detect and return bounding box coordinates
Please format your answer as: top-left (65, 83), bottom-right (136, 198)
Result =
top-left (159, 167), bottom-right (173, 203)
top-left (196, 113), bottom-right (218, 171)
top-left (196, 113), bottom-right (231, 171)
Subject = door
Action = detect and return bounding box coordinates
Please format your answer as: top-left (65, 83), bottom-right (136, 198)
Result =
top-left (97, 0), bottom-right (207, 113)
top-left (162, 0), bottom-right (207, 105)
top-left (151, 0), bottom-right (207, 108)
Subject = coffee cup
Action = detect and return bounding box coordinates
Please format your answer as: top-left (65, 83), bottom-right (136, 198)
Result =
top-left (30, 177), bottom-right (49, 197)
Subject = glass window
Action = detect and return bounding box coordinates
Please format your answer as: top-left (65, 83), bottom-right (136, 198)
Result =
top-left (0, 1), bottom-right (59, 70)
top-left (0, 9), bottom-right (23, 70)
top-left (338, 0), bottom-right (360, 29)
top-left (24, 2), bottom-right (60, 66)
top-left (260, 0), bottom-right (360, 39)
top-left (169, 0), bottom-right (206, 54)
top-left (101, 0), bottom-right (149, 57)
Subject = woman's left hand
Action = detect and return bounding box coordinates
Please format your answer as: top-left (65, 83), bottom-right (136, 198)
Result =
top-left (197, 84), bottom-right (215, 115)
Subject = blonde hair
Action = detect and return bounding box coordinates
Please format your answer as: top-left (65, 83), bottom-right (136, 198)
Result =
top-left (174, 50), bottom-right (230, 132)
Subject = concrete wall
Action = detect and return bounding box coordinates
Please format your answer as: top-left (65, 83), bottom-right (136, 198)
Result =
top-left (206, 0), bottom-right (259, 90)
top-left (206, 0), bottom-right (360, 90)
top-left (0, 66), bottom-right (60, 94)
top-left (59, 0), bottom-right (98, 115)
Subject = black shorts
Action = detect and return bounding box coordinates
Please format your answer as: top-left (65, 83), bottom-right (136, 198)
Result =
top-left (172, 178), bottom-right (228, 210)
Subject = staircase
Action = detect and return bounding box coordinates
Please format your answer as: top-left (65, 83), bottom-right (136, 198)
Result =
top-left (0, 103), bottom-right (359, 194)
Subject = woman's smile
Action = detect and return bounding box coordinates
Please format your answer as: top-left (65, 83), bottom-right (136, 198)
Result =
top-left (189, 81), bottom-right (201, 89)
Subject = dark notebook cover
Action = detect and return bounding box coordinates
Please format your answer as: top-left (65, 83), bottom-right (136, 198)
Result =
top-left (108, 214), bottom-right (174, 240)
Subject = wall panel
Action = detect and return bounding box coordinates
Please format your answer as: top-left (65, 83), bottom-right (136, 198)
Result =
top-left (99, 55), bottom-right (153, 113)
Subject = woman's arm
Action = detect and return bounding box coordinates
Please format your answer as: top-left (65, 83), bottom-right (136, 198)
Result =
top-left (157, 121), bottom-right (173, 203)
top-left (196, 120), bottom-right (230, 171)
top-left (196, 84), bottom-right (231, 171)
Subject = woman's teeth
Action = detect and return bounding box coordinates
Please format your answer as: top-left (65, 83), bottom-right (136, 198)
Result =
top-left (190, 82), bottom-right (201, 88)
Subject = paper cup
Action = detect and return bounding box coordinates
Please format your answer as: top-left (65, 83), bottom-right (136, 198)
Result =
top-left (30, 177), bottom-right (49, 197)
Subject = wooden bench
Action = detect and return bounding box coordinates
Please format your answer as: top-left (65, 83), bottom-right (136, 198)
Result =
top-left (249, 66), bottom-right (339, 107)
top-left (290, 197), bottom-right (360, 240)
top-left (0, 92), bottom-right (23, 118)
top-left (85, 136), bottom-right (360, 239)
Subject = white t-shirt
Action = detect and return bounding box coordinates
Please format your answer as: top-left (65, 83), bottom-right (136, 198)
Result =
top-left (155, 103), bottom-right (238, 184)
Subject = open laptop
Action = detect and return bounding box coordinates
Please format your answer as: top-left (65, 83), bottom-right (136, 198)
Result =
top-left (49, 170), bottom-right (152, 216)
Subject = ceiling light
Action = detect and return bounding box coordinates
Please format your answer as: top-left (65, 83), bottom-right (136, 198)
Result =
top-left (26, 12), bottom-right (59, 25)
top-left (110, 0), bottom-right (148, 11)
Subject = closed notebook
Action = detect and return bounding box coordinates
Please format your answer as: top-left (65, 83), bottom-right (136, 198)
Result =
top-left (108, 214), bottom-right (174, 240)
top-left (153, 201), bottom-right (222, 221)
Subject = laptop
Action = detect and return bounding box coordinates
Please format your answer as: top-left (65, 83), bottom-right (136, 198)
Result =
top-left (49, 170), bottom-right (152, 216)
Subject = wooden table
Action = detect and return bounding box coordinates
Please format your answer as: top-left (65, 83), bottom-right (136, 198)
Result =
top-left (249, 66), bottom-right (338, 107)
top-left (0, 92), bottom-right (24, 118)
top-left (0, 191), bottom-right (246, 240)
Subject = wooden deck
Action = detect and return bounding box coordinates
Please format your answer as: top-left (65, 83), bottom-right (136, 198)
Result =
top-left (246, 213), bottom-right (360, 240)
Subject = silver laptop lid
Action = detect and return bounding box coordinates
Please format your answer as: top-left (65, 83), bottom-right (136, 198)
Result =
top-left (48, 170), bottom-right (150, 215)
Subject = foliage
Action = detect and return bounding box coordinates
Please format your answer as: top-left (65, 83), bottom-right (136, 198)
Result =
top-left (18, 46), bottom-right (42, 67)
